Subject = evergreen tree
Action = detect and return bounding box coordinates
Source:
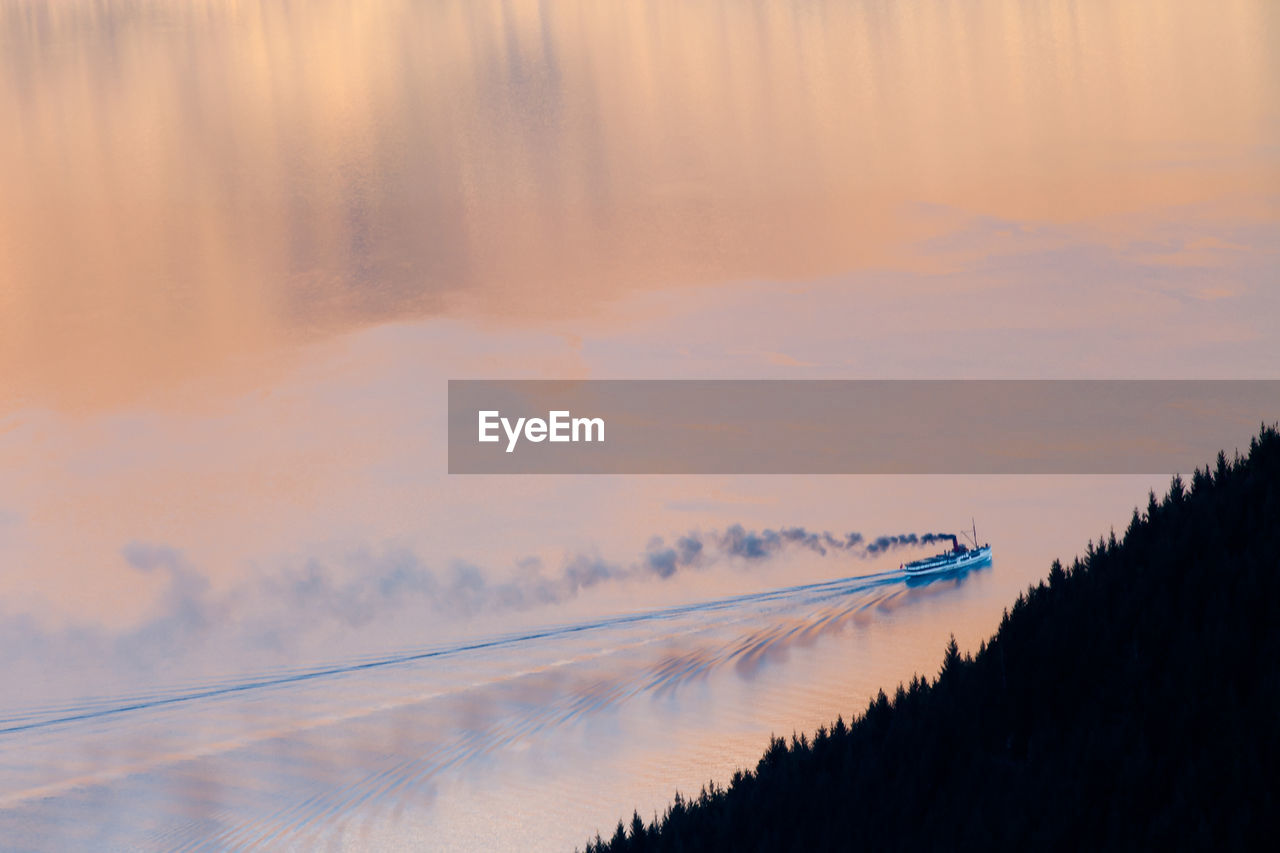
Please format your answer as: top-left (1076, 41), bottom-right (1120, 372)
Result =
top-left (582, 425), bottom-right (1280, 852)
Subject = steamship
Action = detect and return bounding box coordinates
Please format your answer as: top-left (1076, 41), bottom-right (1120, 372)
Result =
top-left (901, 521), bottom-right (991, 576)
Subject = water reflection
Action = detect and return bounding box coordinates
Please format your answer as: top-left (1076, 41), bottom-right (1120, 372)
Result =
top-left (0, 565), bottom-right (992, 850)
top-left (2, 0), bottom-right (1275, 408)
top-left (1, 0), bottom-right (1275, 848)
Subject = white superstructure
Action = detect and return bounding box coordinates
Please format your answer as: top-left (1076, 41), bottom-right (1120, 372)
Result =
top-left (901, 521), bottom-right (991, 576)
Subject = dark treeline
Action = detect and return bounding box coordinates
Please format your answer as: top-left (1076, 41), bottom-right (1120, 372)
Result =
top-left (583, 425), bottom-right (1280, 851)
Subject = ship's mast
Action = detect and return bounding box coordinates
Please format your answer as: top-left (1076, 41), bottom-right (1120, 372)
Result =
top-left (961, 518), bottom-right (978, 548)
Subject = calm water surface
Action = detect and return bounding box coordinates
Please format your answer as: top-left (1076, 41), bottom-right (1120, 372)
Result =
top-left (1, 0), bottom-right (1276, 849)
top-left (2, 559), bottom-right (1036, 851)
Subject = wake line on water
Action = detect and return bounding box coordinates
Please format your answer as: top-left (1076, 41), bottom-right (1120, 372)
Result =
top-left (0, 561), bottom-right (989, 845)
top-left (19, 523), bottom-right (958, 719)
top-left (0, 568), bottom-right (910, 737)
top-left (191, 571), bottom-right (971, 849)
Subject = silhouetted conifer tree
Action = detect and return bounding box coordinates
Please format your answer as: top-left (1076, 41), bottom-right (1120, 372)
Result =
top-left (582, 426), bottom-right (1280, 852)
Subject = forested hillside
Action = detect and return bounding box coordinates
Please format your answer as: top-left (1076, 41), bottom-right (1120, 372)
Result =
top-left (584, 426), bottom-right (1280, 851)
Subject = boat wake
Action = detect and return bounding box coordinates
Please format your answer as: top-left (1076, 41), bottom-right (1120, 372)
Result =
top-left (0, 564), bottom-right (987, 850)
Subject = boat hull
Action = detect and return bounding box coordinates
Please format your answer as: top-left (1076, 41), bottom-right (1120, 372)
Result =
top-left (901, 545), bottom-right (992, 577)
